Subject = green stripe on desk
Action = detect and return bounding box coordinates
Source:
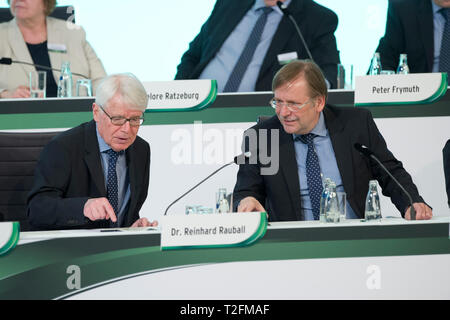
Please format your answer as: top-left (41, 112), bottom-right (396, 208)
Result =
top-left (0, 107), bottom-right (275, 130)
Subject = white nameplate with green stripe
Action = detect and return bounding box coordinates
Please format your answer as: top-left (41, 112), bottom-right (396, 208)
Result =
top-left (355, 73), bottom-right (447, 106)
top-left (161, 212), bottom-right (267, 250)
top-left (0, 222), bottom-right (20, 256)
top-left (143, 79), bottom-right (217, 112)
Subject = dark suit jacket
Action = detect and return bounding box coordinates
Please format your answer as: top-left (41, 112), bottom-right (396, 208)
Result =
top-left (27, 120), bottom-right (150, 230)
top-left (175, 0), bottom-right (340, 89)
top-left (444, 139), bottom-right (450, 207)
top-left (375, 0), bottom-right (434, 73)
top-left (233, 106), bottom-right (425, 221)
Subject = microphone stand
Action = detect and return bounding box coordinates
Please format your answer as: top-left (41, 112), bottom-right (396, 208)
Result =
top-left (1, 58), bottom-right (88, 78)
top-left (367, 154), bottom-right (416, 220)
top-left (276, 1), bottom-right (314, 61)
top-left (163, 161), bottom-right (234, 216)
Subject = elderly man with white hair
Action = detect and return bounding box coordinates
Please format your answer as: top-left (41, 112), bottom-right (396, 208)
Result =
top-left (27, 73), bottom-right (157, 230)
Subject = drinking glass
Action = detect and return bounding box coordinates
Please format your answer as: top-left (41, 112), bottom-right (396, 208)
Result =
top-left (336, 191), bottom-right (347, 222)
top-left (76, 79), bottom-right (92, 97)
top-left (29, 71), bottom-right (46, 98)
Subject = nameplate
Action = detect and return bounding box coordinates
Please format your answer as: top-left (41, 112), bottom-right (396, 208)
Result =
top-left (143, 79), bottom-right (217, 112)
top-left (354, 73), bottom-right (447, 106)
top-left (160, 212), bottom-right (267, 250)
top-left (0, 222), bottom-right (20, 256)
top-left (47, 43), bottom-right (67, 53)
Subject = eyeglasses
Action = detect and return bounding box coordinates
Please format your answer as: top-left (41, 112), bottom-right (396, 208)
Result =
top-left (97, 104), bottom-right (144, 127)
top-left (270, 98), bottom-right (313, 112)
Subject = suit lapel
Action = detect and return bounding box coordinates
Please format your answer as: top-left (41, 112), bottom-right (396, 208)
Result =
top-left (8, 18), bottom-right (35, 81)
top-left (259, 0), bottom-right (305, 80)
top-left (277, 124), bottom-right (303, 220)
top-left (46, 17), bottom-right (64, 84)
top-left (197, 0), bottom-right (254, 74)
top-left (323, 107), bottom-right (355, 198)
top-left (124, 144), bottom-right (140, 226)
top-left (84, 121), bottom-right (106, 196)
top-left (417, 0), bottom-right (434, 71)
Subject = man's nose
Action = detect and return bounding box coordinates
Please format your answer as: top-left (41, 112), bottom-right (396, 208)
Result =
top-left (120, 120), bottom-right (131, 132)
top-left (278, 104), bottom-right (292, 117)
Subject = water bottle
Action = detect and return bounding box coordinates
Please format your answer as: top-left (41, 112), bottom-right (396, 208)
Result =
top-left (57, 61), bottom-right (73, 97)
top-left (369, 52), bottom-right (382, 75)
top-left (215, 188), bottom-right (229, 213)
top-left (325, 182), bottom-right (340, 223)
top-left (364, 180), bottom-right (382, 220)
top-left (319, 178), bottom-right (332, 222)
top-left (396, 53), bottom-right (410, 74)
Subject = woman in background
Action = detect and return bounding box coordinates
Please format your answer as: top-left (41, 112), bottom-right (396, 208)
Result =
top-left (0, 0), bottom-right (106, 98)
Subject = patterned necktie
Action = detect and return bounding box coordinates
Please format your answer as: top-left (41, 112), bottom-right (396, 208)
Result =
top-left (439, 8), bottom-right (450, 73)
top-left (223, 6), bottom-right (273, 92)
top-left (106, 149), bottom-right (123, 225)
top-left (298, 134), bottom-right (323, 220)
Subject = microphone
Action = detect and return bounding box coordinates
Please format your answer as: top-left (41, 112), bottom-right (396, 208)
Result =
top-left (354, 143), bottom-right (416, 220)
top-left (163, 151), bottom-right (252, 216)
top-left (0, 57), bottom-right (88, 78)
top-left (276, 1), bottom-right (314, 61)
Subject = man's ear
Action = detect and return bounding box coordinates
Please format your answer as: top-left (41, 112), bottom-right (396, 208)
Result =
top-left (92, 103), bottom-right (99, 122)
top-left (315, 95), bottom-right (326, 112)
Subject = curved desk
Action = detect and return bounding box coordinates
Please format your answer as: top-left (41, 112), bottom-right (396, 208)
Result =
top-left (0, 217), bottom-right (449, 300)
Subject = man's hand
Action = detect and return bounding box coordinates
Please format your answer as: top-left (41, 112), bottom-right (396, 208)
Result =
top-left (83, 198), bottom-right (117, 223)
top-left (405, 202), bottom-right (432, 220)
top-left (0, 86), bottom-right (31, 99)
top-left (237, 196), bottom-right (266, 212)
top-left (131, 218), bottom-right (158, 228)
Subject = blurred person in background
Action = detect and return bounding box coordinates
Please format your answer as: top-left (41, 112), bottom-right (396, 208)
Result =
top-left (0, 0), bottom-right (106, 98)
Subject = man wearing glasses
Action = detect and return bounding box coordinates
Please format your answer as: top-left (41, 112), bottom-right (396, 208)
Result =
top-left (27, 73), bottom-right (157, 230)
top-left (233, 60), bottom-right (432, 221)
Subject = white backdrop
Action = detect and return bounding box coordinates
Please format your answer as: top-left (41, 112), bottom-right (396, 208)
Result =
top-left (1, 0), bottom-right (388, 82)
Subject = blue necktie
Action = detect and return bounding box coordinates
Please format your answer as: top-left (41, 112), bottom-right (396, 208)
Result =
top-left (223, 6), bottom-right (273, 92)
top-left (439, 8), bottom-right (450, 73)
top-left (106, 149), bottom-right (123, 226)
top-left (298, 134), bottom-right (323, 220)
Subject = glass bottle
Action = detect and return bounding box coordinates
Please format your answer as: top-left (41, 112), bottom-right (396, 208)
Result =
top-left (325, 182), bottom-right (340, 223)
top-left (364, 180), bottom-right (382, 220)
top-left (57, 61), bottom-right (73, 98)
top-left (319, 178), bottom-right (332, 222)
top-left (396, 53), bottom-right (410, 74)
top-left (369, 52), bottom-right (382, 75)
top-left (216, 188), bottom-right (229, 213)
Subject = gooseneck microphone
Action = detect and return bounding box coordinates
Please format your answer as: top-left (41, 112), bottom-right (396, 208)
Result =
top-left (163, 152), bottom-right (252, 216)
top-left (0, 57), bottom-right (88, 78)
top-left (276, 1), bottom-right (314, 61)
top-left (354, 143), bottom-right (416, 220)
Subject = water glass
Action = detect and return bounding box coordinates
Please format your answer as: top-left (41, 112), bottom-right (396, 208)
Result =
top-left (337, 64), bottom-right (354, 89)
top-left (216, 188), bottom-right (229, 213)
top-left (29, 71), bottom-right (46, 98)
top-left (337, 191), bottom-right (347, 222)
top-left (185, 205), bottom-right (197, 215)
top-left (185, 205), bottom-right (213, 215)
top-left (380, 70), bottom-right (395, 75)
top-left (76, 79), bottom-right (92, 97)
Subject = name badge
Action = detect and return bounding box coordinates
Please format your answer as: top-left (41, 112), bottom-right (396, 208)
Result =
top-left (277, 51), bottom-right (298, 65)
top-left (47, 43), bottom-right (67, 53)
